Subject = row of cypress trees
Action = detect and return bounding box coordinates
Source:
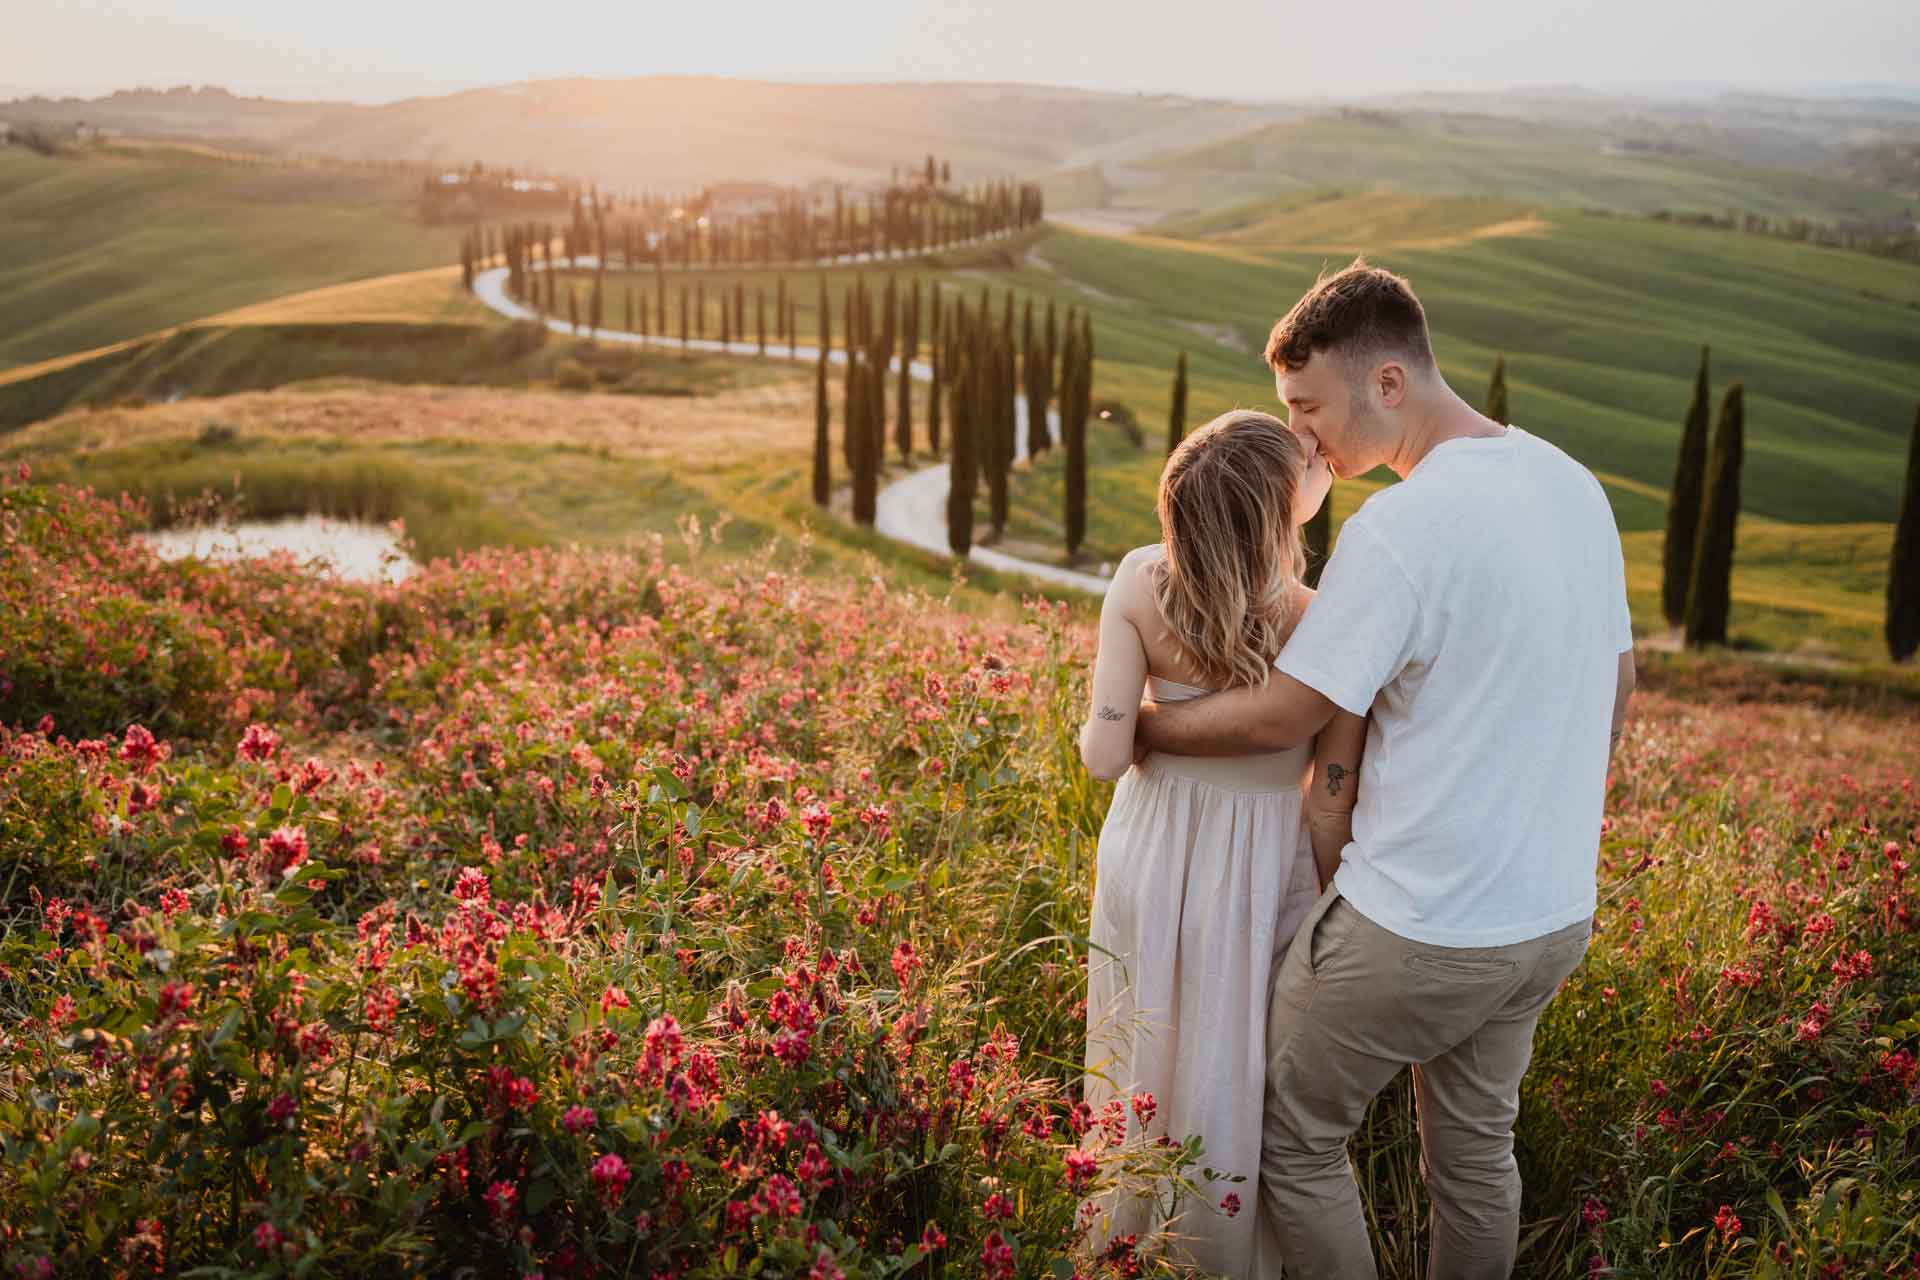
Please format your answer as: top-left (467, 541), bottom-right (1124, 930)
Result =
top-left (804, 275), bottom-right (1096, 561)
top-left (1656, 348), bottom-right (1747, 648)
top-left (460, 172), bottom-right (1044, 287)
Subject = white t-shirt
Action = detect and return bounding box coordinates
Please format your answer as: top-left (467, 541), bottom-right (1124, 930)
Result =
top-left (1275, 426), bottom-right (1632, 947)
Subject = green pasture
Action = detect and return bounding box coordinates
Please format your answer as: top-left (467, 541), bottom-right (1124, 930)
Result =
top-left (0, 146), bottom-right (453, 370)
top-left (1136, 113), bottom-right (1920, 223)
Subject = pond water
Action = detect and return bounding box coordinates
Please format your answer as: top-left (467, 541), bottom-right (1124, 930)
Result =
top-left (137, 515), bottom-right (418, 583)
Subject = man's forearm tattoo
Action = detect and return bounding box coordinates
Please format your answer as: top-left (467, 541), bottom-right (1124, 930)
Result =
top-left (1097, 705), bottom-right (1127, 722)
top-left (1324, 763), bottom-right (1350, 796)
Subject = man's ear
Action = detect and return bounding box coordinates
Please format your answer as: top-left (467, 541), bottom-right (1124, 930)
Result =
top-left (1376, 361), bottom-right (1408, 409)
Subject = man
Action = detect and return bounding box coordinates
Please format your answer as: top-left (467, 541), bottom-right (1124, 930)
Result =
top-left (1134, 260), bottom-right (1635, 1279)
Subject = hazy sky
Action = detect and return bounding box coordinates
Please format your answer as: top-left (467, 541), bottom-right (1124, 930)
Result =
top-left (8, 0), bottom-right (1918, 103)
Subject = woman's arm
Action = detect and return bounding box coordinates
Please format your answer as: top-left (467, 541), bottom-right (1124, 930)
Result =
top-left (1303, 709), bottom-right (1367, 890)
top-left (1080, 558), bottom-right (1151, 781)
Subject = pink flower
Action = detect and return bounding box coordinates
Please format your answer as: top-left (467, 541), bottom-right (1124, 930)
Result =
top-left (253, 1221), bottom-right (283, 1252)
top-left (1130, 1090), bottom-right (1157, 1128)
top-left (1713, 1204), bottom-right (1741, 1239)
top-left (1220, 1192), bottom-right (1242, 1218)
top-left (237, 723), bottom-right (281, 764)
top-left (1065, 1148), bottom-right (1098, 1192)
top-left (890, 940), bottom-right (920, 988)
top-left (980, 1231), bottom-right (1015, 1280)
top-left (590, 1153), bottom-right (631, 1206)
top-left (808, 1250), bottom-right (845, 1280)
top-left (982, 1192), bottom-right (1015, 1221)
top-left (484, 1180), bottom-right (518, 1223)
top-left (919, 1221), bottom-right (948, 1251)
top-left (1582, 1197), bottom-right (1609, 1229)
top-left (118, 724), bottom-right (169, 775)
top-left (264, 824), bottom-right (308, 877)
top-left (801, 803), bottom-right (833, 842)
top-left (562, 1105), bottom-right (596, 1134)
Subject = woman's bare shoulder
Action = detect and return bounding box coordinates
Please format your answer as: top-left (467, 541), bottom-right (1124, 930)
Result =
top-left (1277, 580), bottom-right (1317, 646)
top-left (1109, 545), bottom-right (1166, 612)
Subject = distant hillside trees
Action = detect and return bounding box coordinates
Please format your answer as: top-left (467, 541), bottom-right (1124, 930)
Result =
top-left (1890, 402), bottom-right (1920, 662)
top-left (1683, 383), bottom-right (1745, 649)
top-left (1663, 346), bottom-right (1713, 632)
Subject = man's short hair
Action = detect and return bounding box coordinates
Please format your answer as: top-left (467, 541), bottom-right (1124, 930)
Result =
top-left (1263, 258), bottom-right (1436, 377)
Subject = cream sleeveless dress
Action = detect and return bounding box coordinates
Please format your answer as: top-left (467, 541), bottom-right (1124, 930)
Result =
top-left (1083, 675), bottom-right (1322, 1278)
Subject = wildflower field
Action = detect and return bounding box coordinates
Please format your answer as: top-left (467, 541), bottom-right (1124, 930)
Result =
top-left (2, 467), bottom-right (1916, 1278)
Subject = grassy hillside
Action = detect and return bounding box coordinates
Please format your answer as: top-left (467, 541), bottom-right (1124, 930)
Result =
top-left (0, 146), bottom-right (454, 370)
top-left (995, 206), bottom-right (1920, 528)
top-left (1126, 112), bottom-right (1920, 223)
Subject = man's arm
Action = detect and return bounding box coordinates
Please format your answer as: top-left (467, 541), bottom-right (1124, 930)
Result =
top-left (1136, 670), bottom-right (1339, 757)
top-left (1304, 709), bottom-right (1367, 890)
top-left (1609, 647), bottom-right (1635, 761)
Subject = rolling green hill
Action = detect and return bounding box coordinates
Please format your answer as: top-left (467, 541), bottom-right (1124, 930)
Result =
top-left (1128, 113), bottom-right (1920, 223)
top-left (0, 145), bottom-right (454, 370)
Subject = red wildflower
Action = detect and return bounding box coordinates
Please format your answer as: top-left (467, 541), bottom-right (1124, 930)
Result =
top-left (1220, 1192), bottom-right (1242, 1218)
top-left (1065, 1149), bottom-right (1098, 1192)
top-left (118, 724), bottom-right (170, 775)
top-left (1130, 1090), bottom-right (1157, 1128)
top-left (590, 1153), bottom-right (631, 1206)
top-left (980, 1231), bottom-right (1015, 1280)
top-left (1713, 1204), bottom-right (1741, 1239)
top-left (237, 723), bottom-right (281, 764)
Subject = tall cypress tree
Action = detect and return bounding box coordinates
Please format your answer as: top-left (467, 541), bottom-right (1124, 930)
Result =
top-left (679, 288), bottom-right (689, 349)
top-left (1683, 383), bottom-right (1745, 649)
top-left (1889, 402), bottom-right (1920, 662)
top-left (850, 354), bottom-right (876, 525)
top-left (817, 276), bottom-right (831, 361)
top-left (928, 328), bottom-right (943, 456)
top-left (1063, 318), bottom-right (1087, 559)
top-left (1168, 351), bottom-right (1188, 456)
top-left (1485, 354), bottom-right (1509, 426)
top-left (777, 276), bottom-right (788, 342)
top-left (896, 285), bottom-right (916, 458)
top-left (812, 344), bottom-right (831, 507)
top-left (1662, 345), bottom-right (1713, 630)
top-left (947, 341), bottom-right (975, 556)
top-left (987, 329), bottom-right (1010, 537)
top-left (756, 287), bottom-right (767, 355)
top-left (1302, 495), bottom-right (1332, 589)
top-left (568, 285), bottom-right (580, 334)
top-left (696, 282), bottom-right (706, 340)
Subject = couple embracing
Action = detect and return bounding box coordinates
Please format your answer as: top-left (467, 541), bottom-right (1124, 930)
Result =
top-left (1078, 261), bottom-right (1635, 1279)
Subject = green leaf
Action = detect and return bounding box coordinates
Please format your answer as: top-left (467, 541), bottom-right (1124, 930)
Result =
top-left (524, 1176), bottom-right (557, 1214)
top-left (271, 784), bottom-right (293, 812)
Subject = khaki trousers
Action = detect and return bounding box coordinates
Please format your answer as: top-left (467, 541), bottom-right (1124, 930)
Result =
top-left (1259, 886), bottom-right (1592, 1280)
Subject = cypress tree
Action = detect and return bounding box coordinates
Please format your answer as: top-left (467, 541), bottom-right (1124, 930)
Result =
top-left (679, 288), bottom-right (689, 349)
top-left (947, 342), bottom-right (975, 556)
top-left (1063, 318), bottom-right (1087, 559)
top-left (734, 282), bottom-right (746, 342)
top-left (1023, 298), bottom-right (1048, 460)
top-left (1662, 345), bottom-right (1713, 630)
top-left (1302, 494), bottom-right (1332, 589)
top-left (817, 276), bottom-right (831, 361)
top-left (1485, 354), bottom-right (1509, 426)
top-left (1168, 351), bottom-right (1188, 456)
top-left (842, 285), bottom-right (860, 471)
top-left (568, 285), bottom-right (579, 334)
top-left (849, 354), bottom-right (876, 524)
top-left (987, 330), bottom-right (1010, 537)
top-left (655, 283), bottom-right (666, 336)
top-left (1683, 383), bottom-right (1745, 649)
top-left (756, 287), bottom-right (767, 355)
top-left (1889, 402), bottom-right (1920, 662)
top-left (788, 301), bottom-right (798, 358)
top-left (812, 344), bottom-right (831, 507)
top-left (777, 277), bottom-right (788, 342)
top-left (720, 298), bottom-right (732, 347)
top-left (896, 285), bottom-right (915, 457)
top-left (696, 282), bottom-right (706, 340)
top-left (928, 329), bottom-right (943, 456)
top-left (624, 288), bottom-right (634, 333)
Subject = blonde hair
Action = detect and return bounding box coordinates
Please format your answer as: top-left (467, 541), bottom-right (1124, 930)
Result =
top-left (1151, 411), bottom-right (1308, 689)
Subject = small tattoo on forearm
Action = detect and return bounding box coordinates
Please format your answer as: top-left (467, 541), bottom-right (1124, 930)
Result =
top-left (1097, 705), bottom-right (1127, 722)
top-left (1325, 763), bottom-right (1350, 796)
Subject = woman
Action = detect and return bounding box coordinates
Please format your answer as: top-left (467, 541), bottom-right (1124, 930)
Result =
top-left (1078, 410), bottom-right (1366, 1277)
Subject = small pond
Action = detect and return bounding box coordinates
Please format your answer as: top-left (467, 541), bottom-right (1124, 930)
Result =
top-left (137, 515), bottom-right (417, 583)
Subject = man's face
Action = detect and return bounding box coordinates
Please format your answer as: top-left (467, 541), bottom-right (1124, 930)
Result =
top-left (1276, 350), bottom-right (1379, 479)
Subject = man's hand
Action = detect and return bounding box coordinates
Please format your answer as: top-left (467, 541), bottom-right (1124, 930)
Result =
top-left (1133, 699), bottom-right (1158, 764)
